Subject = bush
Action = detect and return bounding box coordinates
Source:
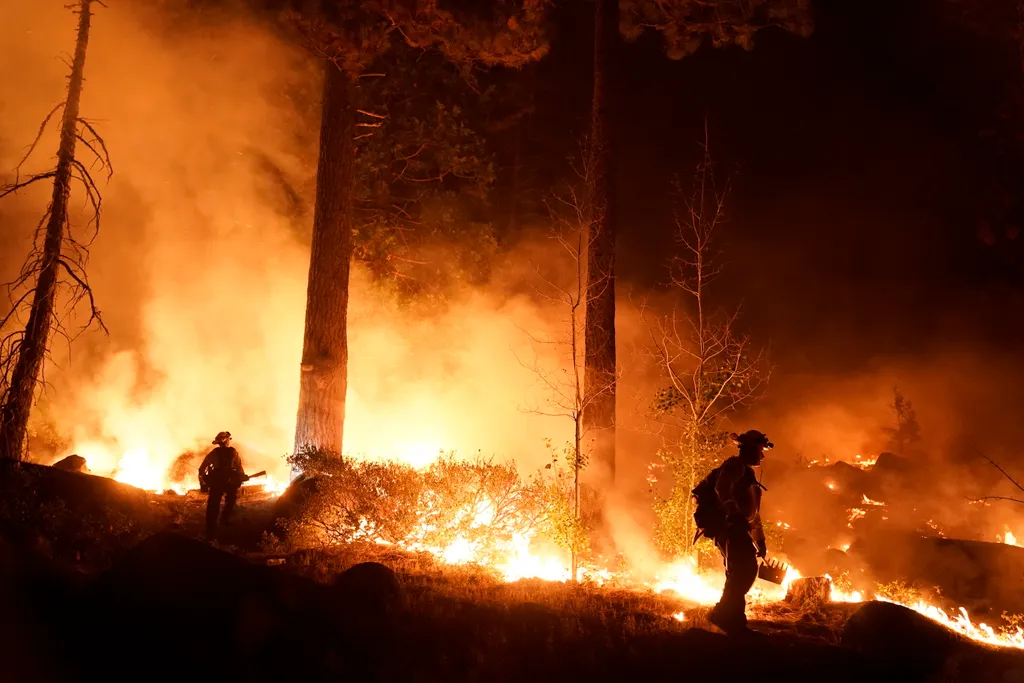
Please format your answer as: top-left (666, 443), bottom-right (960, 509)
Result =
top-left (282, 446), bottom-right (588, 572)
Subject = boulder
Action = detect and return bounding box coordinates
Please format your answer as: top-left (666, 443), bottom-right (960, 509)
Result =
top-left (268, 473), bottom-right (322, 538)
top-left (842, 600), bottom-right (965, 679)
top-left (51, 454), bottom-right (87, 473)
top-left (331, 561), bottom-right (404, 617)
top-left (785, 576), bottom-right (832, 607)
top-left (842, 601), bottom-right (1024, 682)
top-left (83, 533), bottom-right (337, 681)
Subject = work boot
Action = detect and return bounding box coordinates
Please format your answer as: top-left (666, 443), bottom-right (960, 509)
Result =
top-left (708, 604), bottom-right (750, 635)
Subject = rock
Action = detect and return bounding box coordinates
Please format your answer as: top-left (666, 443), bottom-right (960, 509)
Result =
top-left (85, 533), bottom-right (335, 680)
top-left (842, 600), bottom-right (965, 679)
top-left (51, 454), bottom-right (87, 473)
top-left (826, 461), bottom-right (872, 495)
top-left (268, 473), bottom-right (321, 538)
top-left (332, 561), bottom-right (404, 617)
top-left (841, 601), bottom-right (1024, 682)
top-left (785, 576), bottom-right (832, 607)
top-left (822, 548), bottom-right (851, 573)
top-left (873, 452), bottom-right (912, 474)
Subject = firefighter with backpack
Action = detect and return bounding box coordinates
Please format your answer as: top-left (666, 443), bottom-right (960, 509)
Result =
top-left (691, 429), bottom-right (773, 634)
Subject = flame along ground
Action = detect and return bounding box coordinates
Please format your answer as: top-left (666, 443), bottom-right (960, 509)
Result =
top-left (69, 443), bottom-right (1024, 650)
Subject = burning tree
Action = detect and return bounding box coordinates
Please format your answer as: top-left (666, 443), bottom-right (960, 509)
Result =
top-left (283, 1), bottom-right (551, 459)
top-left (884, 386), bottom-right (921, 455)
top-left (0, 0), bottom-right (110, 461)
top-left (642, 128), bottom-right (769, 559)
top-left (582, 0), bottom-right (813, 485)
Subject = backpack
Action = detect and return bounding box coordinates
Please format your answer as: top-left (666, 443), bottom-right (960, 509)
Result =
top-left (691, 465), bottom-right (727, 543)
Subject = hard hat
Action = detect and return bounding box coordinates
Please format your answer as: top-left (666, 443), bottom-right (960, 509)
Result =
top-left (733, 430), bottom-right (773, 450)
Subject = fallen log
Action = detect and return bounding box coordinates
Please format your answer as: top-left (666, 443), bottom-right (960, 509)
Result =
top-left (849, 530), bottom-right (1024, 618)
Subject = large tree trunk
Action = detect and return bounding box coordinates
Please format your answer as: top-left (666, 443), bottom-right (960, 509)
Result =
top-left (0, 0), bottom-right (93, 461)
top-left (583, 0), bottom-right (618, 486)
top-left (293, 62), bottom-right (356, 457)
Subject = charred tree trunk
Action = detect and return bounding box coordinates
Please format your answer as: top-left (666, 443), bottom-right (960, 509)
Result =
top-left (293, 62), bottom-right (356, 457)
top-left (0, 0), bottom-right (93, 461)
top-left (583, 0), bottom-right (618, 486)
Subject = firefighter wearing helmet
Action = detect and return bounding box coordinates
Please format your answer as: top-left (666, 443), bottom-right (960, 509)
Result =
top-left (198, 431), bottom-right (246, 539)
top-left (707, 429), bottom-right (773, 634)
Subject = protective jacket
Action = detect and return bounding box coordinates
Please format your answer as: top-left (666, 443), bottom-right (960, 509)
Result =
top-left (199, 445), bottom-right (244, 489)
top-left (714, 455), bottom-right (766, 550)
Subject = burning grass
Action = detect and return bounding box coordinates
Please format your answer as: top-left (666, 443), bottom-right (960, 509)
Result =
top-left (277, 447), bottom-right (596, 582)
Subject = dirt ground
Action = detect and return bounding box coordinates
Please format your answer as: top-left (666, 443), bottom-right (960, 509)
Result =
top-left (1, 462), bottom-right (1022, 683)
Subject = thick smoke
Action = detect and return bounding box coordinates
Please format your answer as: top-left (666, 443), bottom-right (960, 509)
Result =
top-left (0, 1), bottom-right (571, 487)
top-left (6, 2), bottom-right (1024, 578)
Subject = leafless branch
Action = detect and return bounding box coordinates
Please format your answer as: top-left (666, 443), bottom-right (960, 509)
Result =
top-left (0, 173), bottom-right (57, 199)
top-left (13, 102), bottom-right (66, 173)
top-left (977, 452), bottom-right (1024, 496)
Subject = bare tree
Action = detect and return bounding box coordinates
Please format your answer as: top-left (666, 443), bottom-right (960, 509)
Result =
top-left (517, 156), bottom-right (616, 579)
top-left (640, 126), bottom-right (769, 558)
top-left (582, 0), bottom-right (813, 490)
top-left (0, 0), bottom-right (110, 461)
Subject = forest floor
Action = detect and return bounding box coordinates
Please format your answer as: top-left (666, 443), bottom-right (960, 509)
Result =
top-left (0, 461), bottom-right (1020, 683)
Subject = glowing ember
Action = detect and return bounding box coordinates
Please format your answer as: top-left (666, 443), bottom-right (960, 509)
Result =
top-left (861, 494), bottom-right (884, 506)
top-left (826, 481), bottom-right (836, 491)
top-left (924, 519), bottom-right (946, 537)
top-left (847, 508), bottom-right (866, 527)
top-left (671, 611), bottom-right (686, 622)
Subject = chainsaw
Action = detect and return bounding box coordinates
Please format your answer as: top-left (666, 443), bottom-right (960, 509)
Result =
top-left (757, 557), bottom-right (789, 585)
top-left (198, 470), bottom-right (267, 494)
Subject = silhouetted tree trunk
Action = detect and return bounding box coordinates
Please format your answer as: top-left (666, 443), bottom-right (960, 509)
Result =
top-left (0, 0), bottom-right (95, 461)
top-left (294, 62), bottom-right (356, 456)
top-left (583, 0), bottom-right (618, 485)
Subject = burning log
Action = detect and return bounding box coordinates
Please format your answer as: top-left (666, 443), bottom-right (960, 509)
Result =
top-left (785, 576), bottom-right (833, 607)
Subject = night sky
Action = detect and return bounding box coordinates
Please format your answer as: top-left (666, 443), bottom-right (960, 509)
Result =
top-left (516, 0), bottom-right (1024, 378)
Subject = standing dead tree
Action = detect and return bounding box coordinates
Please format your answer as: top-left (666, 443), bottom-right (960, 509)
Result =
top-left (640, 127), bottom-right (768, 558)
top-left (0, 0), bottom-right (110, 461)
top-left (517, 155), bottom-right (615, 579)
